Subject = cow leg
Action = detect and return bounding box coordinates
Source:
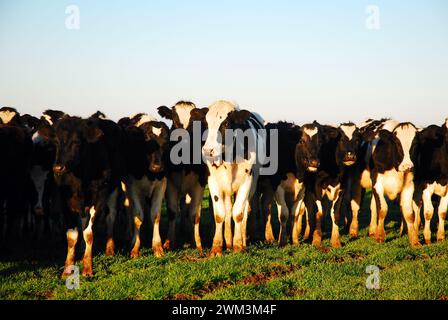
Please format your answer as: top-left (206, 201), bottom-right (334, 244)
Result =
top-left (105, 188), bottom-right (119, 256)
top-left (422, 187), bottom-right (434, 244)
top-left (232, 176), bottom-right (253, 252)
top-left (312, 200), bottom-right (324, 247)
top-left (82, 206), bottom-right (96, 277)
top-left (373, 184), bottom-right (387, 244)
top-left (62, 228), bottom-right (78, 277)
top-left (150, 180), bottom-right (166, 257)
top-left (349, 183), bottom-right (362, 238)
top-left (330, 193), bottom-right (343, 248)
top-left (369, 195), bottom-right (378, 238)
top-left (436, 193), bottom-right (448, 242)
top-left (164, 182), bottom-right (179, 250)
top-left (242, 200), bottom-right (250, 249)
top-left (189, 185), bottom-right (204, 251)
top-left (274, 186), bottom-right (290, 246)
top-left (303, 206), bottom-right (311, 241)
top-left (129, 188), bottom-right (145, 259)
top-left (224, 195), bottom-right (233, 250)
top-left (261, 189), bottom-right (275, 243)
top-left (209, 177), bottom-right (225, 257)
top-left (292, 199), bottom-right (305, 245)
top-left (400, 179), bottom-right (421, 247)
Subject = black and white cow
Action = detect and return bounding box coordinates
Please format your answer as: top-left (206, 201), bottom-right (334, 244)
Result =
top-left (202, 100), bottom-right (264, 255)
top-left (40, 115), bottom-right (125, 276)
top-left (370, 122), bottom-right (420, 247)
top-left (305, 123), bottom-right (360, 248)
top-left (121, 114), bottom-right (170, 257)
top-left (413, 122), bottom-right (448, 244)
top-left (29, 110), bottom-right (67, 240)
top-left (253, 121), bottom-right (321, 246)
top-left (157, 101), bottom-right (209, 251)
top-left (346, 119), bottom-right (399, 238)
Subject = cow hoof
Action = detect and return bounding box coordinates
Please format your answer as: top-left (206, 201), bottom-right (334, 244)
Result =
top-left (196, 246), bottom-right (203, 253)
top-left (437, 236), bottom-right (445, 242)
top-left (209, 247), bottom-right (222, 257)
top-left (153, 246), bottom-right (164, 258)
top-left (375, 237), bottom-right (385, 244)
top-left (233, 245), bottom-right (244, 253)
top-left (163, 240), bottom-right (172, 250)
top-left (331, 240), bottom-right (342, 248)
top-left (105, 249), bottom-right (115, 257)
top-left (349, 229), bottom-right (358, 239)
top-left (130, 251), bottom-right (140, 259)
top-left (312, 240), bottom-right (322, 248)
top-left (82, 268), bottom-right (93, 277)
top-left (425, 238), bottom-right (431, 245)
top-left (411, 241), bottom-right (422, 248)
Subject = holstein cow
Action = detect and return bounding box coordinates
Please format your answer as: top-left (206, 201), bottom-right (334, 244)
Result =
top-left (40, 115), bottom-right (125, 276)
top-left (29, 110), bottom-right (67, 240)
top-left (347, 119), bottom-right (399, 238)
top-left (121, 114), bottom-right (170, 257)
top-left (370, 122), bottom-right (420, 247)
top-left (0, 107), bottom-right (33, 243)
top-left (157, 101), bottom-right (209, 251)
top-left (253, 121), bottom-right (318, 246)
top-left (413, 122), bottom-right (448, 244)
top-left (306, 124), bottom-right (360, 248)
top-left (202, 100), bottom-right (264, 255)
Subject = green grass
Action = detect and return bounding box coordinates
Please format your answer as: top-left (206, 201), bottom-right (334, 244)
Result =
top-left (1, 191), bottom-right (448, 300)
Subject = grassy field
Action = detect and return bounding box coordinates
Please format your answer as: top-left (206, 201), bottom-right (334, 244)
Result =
top-left (1, 191), bottom-right (448, 300)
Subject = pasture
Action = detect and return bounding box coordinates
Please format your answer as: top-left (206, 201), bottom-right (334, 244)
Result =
top-left (1, 191), bottom-right (447, 300)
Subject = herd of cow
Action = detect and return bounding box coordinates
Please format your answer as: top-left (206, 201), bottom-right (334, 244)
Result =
top-left (1, 100), bottom-right (447, 277)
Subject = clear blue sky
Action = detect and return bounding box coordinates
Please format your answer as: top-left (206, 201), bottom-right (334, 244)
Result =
top-left (0, 0), bottom-right (447, 126)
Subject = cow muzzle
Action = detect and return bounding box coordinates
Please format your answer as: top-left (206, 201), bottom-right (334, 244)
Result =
top-left (53, 164), bottom-right (67, 176)
top-left (307, 159), bottom-right (319, 172)
top-left (343, 153), bottom-right (357, 166)
top-left (150, 163), bottom-right (163, 173)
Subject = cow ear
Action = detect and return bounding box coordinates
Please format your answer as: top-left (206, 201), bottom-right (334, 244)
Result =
top-left (378, 129), bottom-right (394, 141)
top-left (158, 106), bottom-right (172, 120)
top-left (230, 110), bottom-right (251, 125)
top-left (86, 126), bottom-right (104, 143)
top-left (190, 108), bottom-right (208, 121)
top-left (38, 124), bottom-right (55, 140)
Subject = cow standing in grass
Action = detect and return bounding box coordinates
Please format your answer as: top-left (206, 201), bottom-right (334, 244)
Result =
top-left (41, 115), bottom-right (125, 276)
top-left (370, 122), bottom-right (420, 247)
top-left (202, 100), bottom-right (264, 255)
top-left (121, 114), bottom-right (170, 257)
top-left (157, 102), bottom-right (209, 251)
top-left (413, 121), bottom-right (448, 244)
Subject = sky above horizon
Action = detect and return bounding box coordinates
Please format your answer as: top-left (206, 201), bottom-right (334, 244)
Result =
top-left (0, 0), bottom-right (447, 127)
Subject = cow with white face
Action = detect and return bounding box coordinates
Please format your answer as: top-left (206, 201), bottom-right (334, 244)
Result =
top-left (371, 122), bottom-right (420, 247)
top-left (202, 100), bottom-right (264, 255)
top-left (157, 101), bottom-right (209, 251)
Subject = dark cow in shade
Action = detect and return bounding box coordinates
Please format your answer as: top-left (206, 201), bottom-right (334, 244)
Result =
top-left (121, 114), bottom-right (170, 257)
top-left (202, 100), bottom-right (265, 255)
top-left (157, 101), bottom-right (209, 251)
top-left (305, 123), bottom-right (361, 248)
top-left (370, 122), bottom-right (420, 247)
top-left (40, 115), bottom-right (125, 276)
top-left (0, 107), bottom-right (33, 243)
top-left (413, 122), bottom-right (448, 244)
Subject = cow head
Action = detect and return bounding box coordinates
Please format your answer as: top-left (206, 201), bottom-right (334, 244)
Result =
top-left (158, 101), bottom-right (208, 131)
top-left (39, 117), bottom-right (104, 176)
top-left (393, 123), bottom-right (418, 172)
top-left (337, 123), bottom-right (361, 166)
top-left (295, 122), bottom-right (322, 172)
top-left (202, 100), bottom-right (252, 160)
top-left (139, 121), bottom-right (170, 173)
top-left (0, 106), bottom-right (20, 125)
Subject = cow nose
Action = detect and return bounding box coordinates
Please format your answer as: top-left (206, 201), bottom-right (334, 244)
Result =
top-left (34, 207), bottom-right (44, 217)
top-left (150, 164), bottom-right (163, 172)
top-left (203, 147), bottom-right (214, 157)
top-left (53, 164), bottom-right (66, 175)
top-left (307, 159), bottom-right (319, 172)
